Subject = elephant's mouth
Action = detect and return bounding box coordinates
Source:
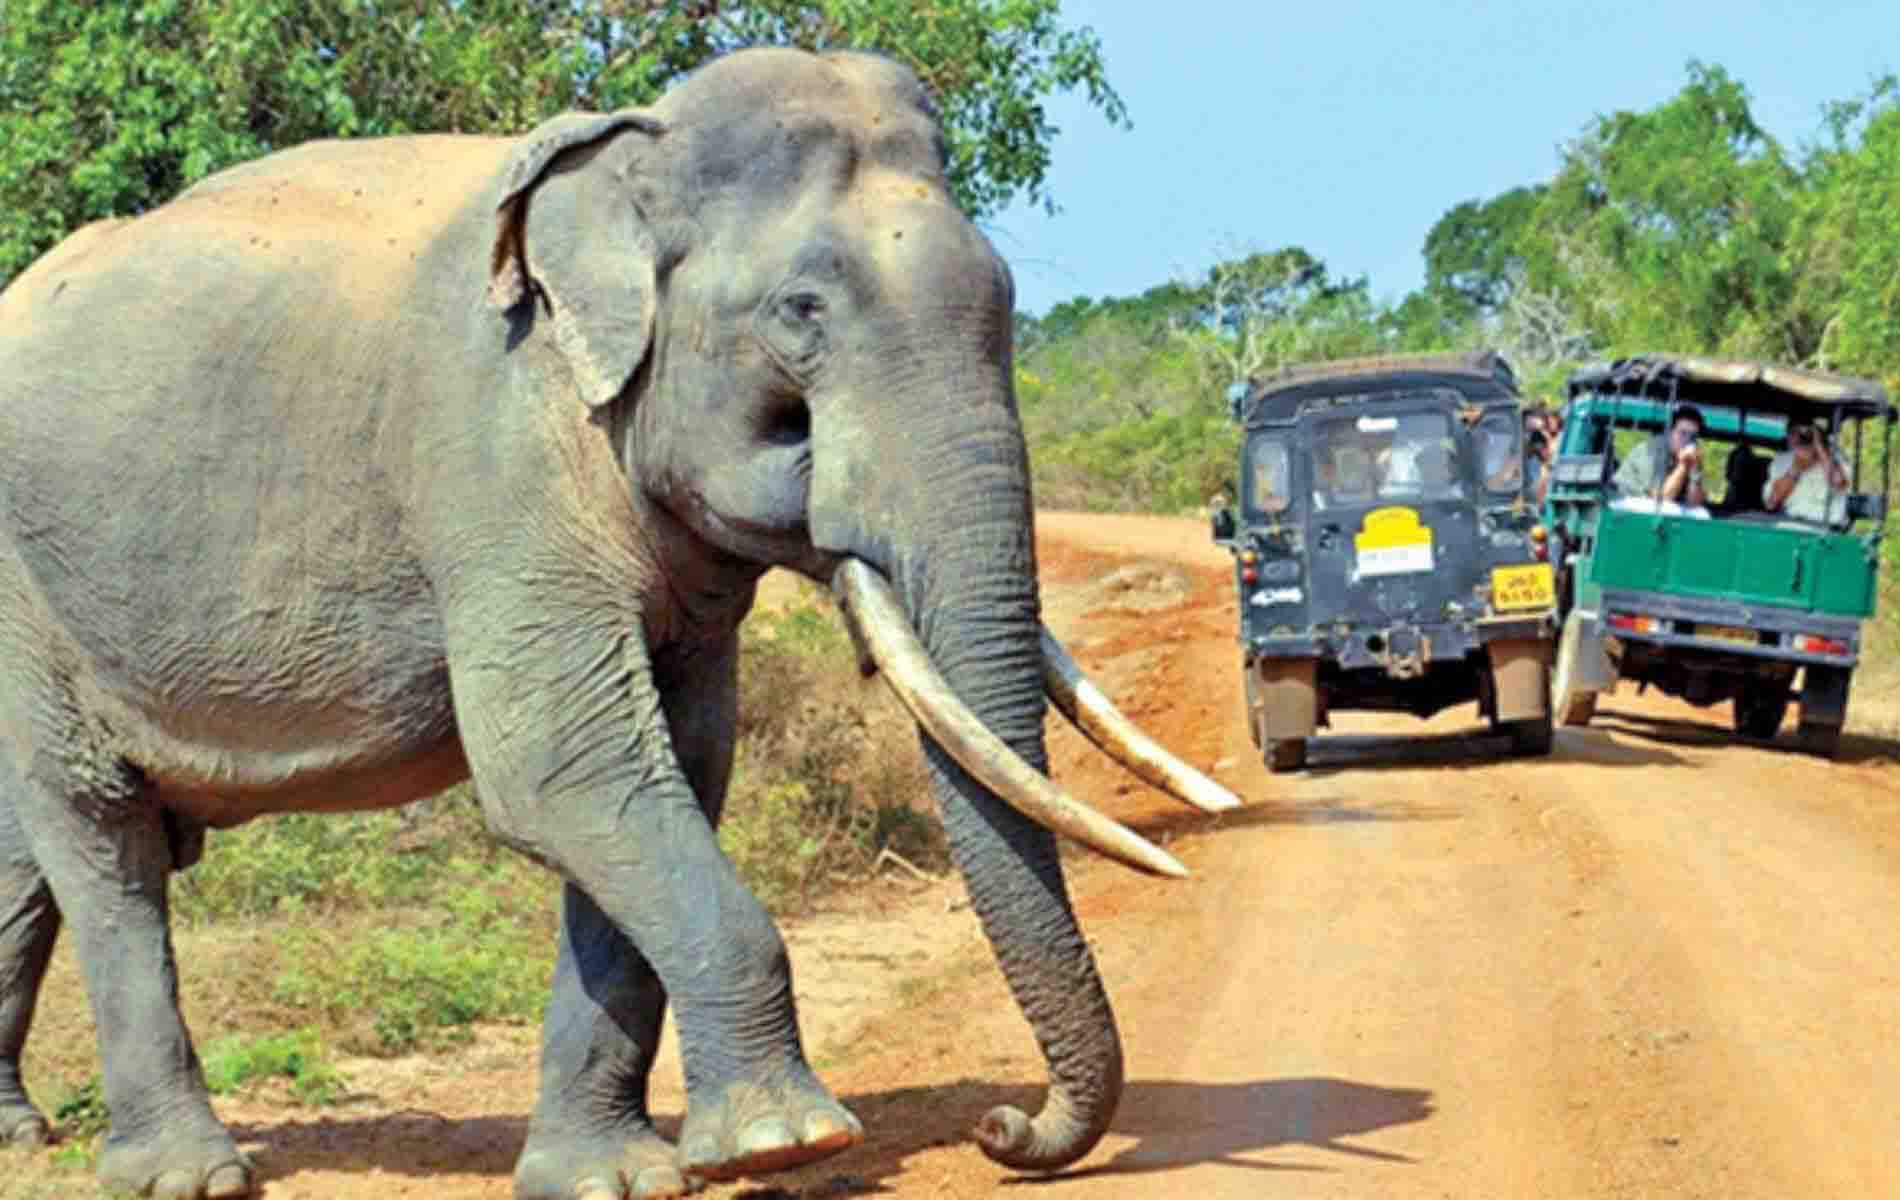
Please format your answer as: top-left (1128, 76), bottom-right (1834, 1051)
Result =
top-left (831, 558), bottom-right (1238, 877)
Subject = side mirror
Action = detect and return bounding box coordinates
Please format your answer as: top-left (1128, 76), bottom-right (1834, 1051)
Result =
top-left (1225, 381), bottom-right (1247, 423)
top-left (1846, 493), bottom-right (1888, 524)
top-left (1210, 505), bottom-right (1237, 545)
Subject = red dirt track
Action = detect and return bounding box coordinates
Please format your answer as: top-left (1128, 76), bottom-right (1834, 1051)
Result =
top-left (70, 513), bottom-right (1900, 1197)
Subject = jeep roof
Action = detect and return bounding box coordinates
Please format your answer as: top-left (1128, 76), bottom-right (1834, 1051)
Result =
top-left (1235, 350), bottom-right (1518, 427)
top-left (1566, 354), bottom-right (1894, 420)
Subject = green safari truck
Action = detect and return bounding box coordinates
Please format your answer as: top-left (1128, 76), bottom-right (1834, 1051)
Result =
top-left (1543, 355), bottom-right (1895, 757)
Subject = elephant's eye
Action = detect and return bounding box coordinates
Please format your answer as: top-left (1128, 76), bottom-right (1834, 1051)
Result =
top-left (779, 292), bottom-right (826, 324)
top-left (760, 289), bottom-right (828, 381)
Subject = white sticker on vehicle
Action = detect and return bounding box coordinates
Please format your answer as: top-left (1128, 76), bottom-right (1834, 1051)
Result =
top-left (1250, 587), bottom-right (1304, 607)
top-left (1356, 542), bottom-right (1434, 576)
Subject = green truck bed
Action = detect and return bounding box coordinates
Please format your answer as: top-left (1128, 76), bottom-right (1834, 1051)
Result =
top-left (1590, 505), bottom-right (1876, 619)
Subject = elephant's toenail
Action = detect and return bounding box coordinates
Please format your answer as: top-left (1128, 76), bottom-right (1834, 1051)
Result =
top-left (206, 1162), bottom-right (254, 1199)
top-left (152, 1168), bottom-right (201, 1200)
top-left (801, 1109), bottom-right (861, 1147)
top-left (630, 1163), bottom-right (694, 1198)
top-left (7, 1116), bottom-right (48, 1148)
top-left (734, 1116), bottom-right (797, 1158)
top-left (575, 1178), bottom-right (620, 1200)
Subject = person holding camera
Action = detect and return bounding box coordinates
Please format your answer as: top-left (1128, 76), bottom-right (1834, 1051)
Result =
top-left (1615, 405), bottom-right (1706, 506)
top-left (1763, 420), bottom-right (1849, 523)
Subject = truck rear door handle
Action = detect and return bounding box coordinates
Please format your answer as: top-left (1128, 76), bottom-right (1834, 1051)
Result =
top-left (1792, 552), bottom-right (1803, 590)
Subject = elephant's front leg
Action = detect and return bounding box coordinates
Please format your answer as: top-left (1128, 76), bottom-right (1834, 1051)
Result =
top-left (450, 614), bottom-right (860, 1195)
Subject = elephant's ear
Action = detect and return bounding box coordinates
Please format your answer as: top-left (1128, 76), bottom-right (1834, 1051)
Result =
top-left (487, 110), bottom-right (667, 409)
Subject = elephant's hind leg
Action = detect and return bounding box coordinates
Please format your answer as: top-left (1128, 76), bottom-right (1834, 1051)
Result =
top-left (514, 884), bottom-right (689, 1200)
top-left (0, 761), bottom-right (60, 1149)
top-left (7, 706), bottom-right (250, 1198)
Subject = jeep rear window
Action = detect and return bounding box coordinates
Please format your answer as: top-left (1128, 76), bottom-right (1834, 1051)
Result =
top-left (1314, 406), bottom-right (1466, 507)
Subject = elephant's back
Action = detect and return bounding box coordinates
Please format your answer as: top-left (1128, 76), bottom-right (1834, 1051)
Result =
top-left (0, 134), bottom-right (488, 791)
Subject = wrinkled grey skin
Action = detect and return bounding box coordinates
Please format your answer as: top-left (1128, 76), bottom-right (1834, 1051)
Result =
top-left (0, 47), bottom-right (1121, 1200)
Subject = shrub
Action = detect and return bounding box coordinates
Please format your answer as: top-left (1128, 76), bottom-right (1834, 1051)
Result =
top-left (201, 1028), bottom-right (346, 1105)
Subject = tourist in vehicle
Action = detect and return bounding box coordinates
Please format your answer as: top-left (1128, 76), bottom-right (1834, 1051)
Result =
top-left (1614, 404), bottom-right (1706, 507)
top-left (1763, 420), bottom-right (1850, 524)
top-left (1380, 414), bottom-right (1458, 498)
top-left (1314, 424), bottom-right (1376, 508)
top-left (1714, 444), bottom-right (1771, 516)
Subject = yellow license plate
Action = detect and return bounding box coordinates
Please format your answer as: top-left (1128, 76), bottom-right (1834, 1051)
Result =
top-left (1701, 624), bottom-right (1758, 645)
top-left (1492, 563), bottom-right (1555, 612)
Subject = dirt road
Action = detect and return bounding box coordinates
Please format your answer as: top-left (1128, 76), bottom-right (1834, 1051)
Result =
top-left (69, 513), bottom-right (1900, 1198)
top-left (764, 512), bottom-right (1900, 1199)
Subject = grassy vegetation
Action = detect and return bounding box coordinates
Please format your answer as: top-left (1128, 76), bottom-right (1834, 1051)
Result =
top-left (16, 578), bottom-right (943, 1150)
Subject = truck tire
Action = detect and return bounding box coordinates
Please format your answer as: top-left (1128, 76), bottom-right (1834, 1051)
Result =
top-left (1503, 715), bottom-right (1555, 757)
top-left (1266, 737), bottom-right (1307, 773)
top-left (1732, 686), bottom-right (1791, 740)
top-left (1796, 719), bottom-right (1842, 759)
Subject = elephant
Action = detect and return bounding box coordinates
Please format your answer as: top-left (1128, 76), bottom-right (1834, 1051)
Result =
top-left (0, 46), bottom-right (1237, 1200)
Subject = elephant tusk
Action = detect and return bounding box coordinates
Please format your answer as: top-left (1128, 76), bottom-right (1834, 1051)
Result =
top-left (833, 559), bottom-right (1188, 880)
top-left (1040, 627), bottom-right (1242, 814)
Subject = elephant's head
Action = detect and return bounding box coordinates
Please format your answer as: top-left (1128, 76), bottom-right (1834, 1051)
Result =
top-left (484, 47), bottom-right (1235, 1173)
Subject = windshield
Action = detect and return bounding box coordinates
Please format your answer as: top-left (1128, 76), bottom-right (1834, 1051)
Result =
top-left (1314, 409), bottom-right (1466, 508)
top-left (1244, 433), bottom-right (1293, 516)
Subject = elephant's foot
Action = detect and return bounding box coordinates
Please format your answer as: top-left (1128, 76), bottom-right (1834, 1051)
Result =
top-left (678, 1072), bottom-right (862, 1184)
top-left (0, 1099), bottom-right (49, 1149)
top-left (98, 1127), bottom-right (252, 1200)
top-left (513, 1125), bottom-right (698, 1200)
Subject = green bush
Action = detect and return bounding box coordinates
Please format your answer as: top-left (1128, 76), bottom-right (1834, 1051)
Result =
top-left (201, 1028), bottom-right (346, 1105)
top-left (270, 860), bottom-right (555, 1056)
top-left (171, 785), bottom-right (501, 927)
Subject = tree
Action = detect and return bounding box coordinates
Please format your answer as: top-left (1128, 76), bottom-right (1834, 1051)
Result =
top-left (1516, 61), bottom-right (1806, 359)
top-left (1172, 245), bottom-right (1380, 389)
top-left (1792, 75), bottom-right (1900, 379)
top-left (1419, 185), bottom-right (1544, 319)
top-left (0, 0), bottom-right (1126, 285)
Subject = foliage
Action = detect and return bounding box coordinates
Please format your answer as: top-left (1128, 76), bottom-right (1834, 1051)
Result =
top-left (170, 787), bottom-right (504, 926)
top-left (0, 0), bottom-right (1124, 284)
top-left (1793, 75), bottom-right (1900, 378)
top-left (50, 1076), bottom-right (110, 1143)
top-left (270, 858), bottom-right (554, 1055)
top-left (200, 1027), bottom-right (347, 1104)
top-left (1420, 186), bottom-right (1545, 319)
top-left (724, 593), bottom-right (943, 910)
top-left (1015, 59), bottom-right (1900, 517)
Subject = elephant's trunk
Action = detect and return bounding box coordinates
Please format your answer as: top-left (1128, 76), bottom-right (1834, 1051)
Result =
top-left (844, 427), bottom-right (1122, 1172)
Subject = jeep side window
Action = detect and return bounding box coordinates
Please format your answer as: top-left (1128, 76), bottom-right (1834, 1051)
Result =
top-left (1246, 434), bottom-right (1292, 515)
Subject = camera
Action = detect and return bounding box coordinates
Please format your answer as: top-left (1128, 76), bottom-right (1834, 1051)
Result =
top-left (1792, 426), bottom-right (1816, 446)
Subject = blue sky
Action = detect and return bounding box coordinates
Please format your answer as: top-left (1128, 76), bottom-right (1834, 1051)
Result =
top-left (984, 1), bottom-right (1897, 317)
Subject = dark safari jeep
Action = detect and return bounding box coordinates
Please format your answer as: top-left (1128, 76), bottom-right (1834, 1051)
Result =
top-left (1544, 355), bottom-right (1895, 757)
top-left (1211, 351), bottom-right (1557, 771)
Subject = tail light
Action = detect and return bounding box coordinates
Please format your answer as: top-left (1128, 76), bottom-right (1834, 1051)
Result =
top-left (1240, 549), bottom-right (1259, 584)
top-left (1529, 523), bottom-right (1549, 561)
top-left (1792, 634), bottom-right (1850, 656)
top-left (1608, 612), bottom-right (1660, 635)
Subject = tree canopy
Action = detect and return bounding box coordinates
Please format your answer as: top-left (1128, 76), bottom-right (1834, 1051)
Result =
top-left (1013, 60), bottom-right (1900, 514)
top-left (0, 0), bottom-right (1126, 283)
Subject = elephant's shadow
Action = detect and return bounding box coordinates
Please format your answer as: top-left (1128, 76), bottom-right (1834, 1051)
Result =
top-left (224, 1075), bottom-right (1434, 1193)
